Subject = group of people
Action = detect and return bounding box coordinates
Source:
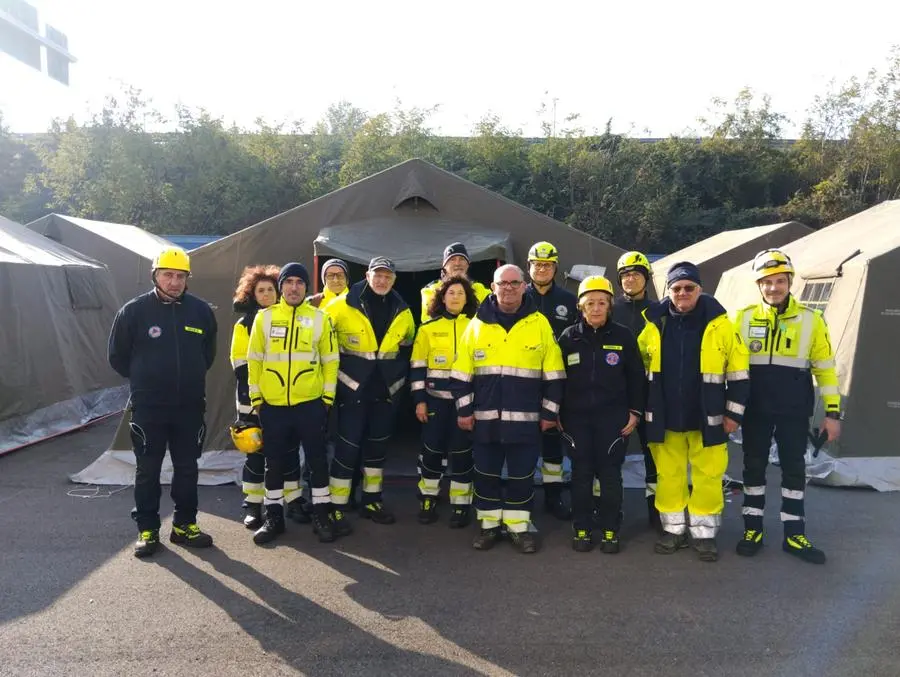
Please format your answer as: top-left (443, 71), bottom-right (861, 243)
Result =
top-left (108, 237), bottom-right (841, 565)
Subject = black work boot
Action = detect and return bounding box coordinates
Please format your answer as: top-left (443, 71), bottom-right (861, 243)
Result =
top-left (134, 529), bottom-right (160, 558)
top-left (472, 526), bottom-right (502, 550)
top-left (361, 501), bottom-right (396, 525)
top-left (783, 534), bottom-right (826, 564)
top-left (572, 528), bottom-right (594, 553)
top-left (329, 507), bottom-right (353, 537)
top-left (170, 523), bottom-right (213, 548)
top-left (736, 529), bottom-right (764, 557)
top-left (508, 530), bottom-right (540, 554)
top-left (286, 498), bottom-right (312, 524)
top-left (312, 505), bottom-right (335, 543)
top-left (647, 495), bottom-right (662, 532)
top-left (544, 486), bottom-right (572, 521)
top-left (654, 531), bottom-right (689, 554)
top-left (253, 505), bottom-right (286, 545)
top-left (242, 504), bottom-right (263, 530)
top-left (418, 496), bottom-right (439, 524)
top-left (693, 538), bottom-right (719, 562)
top-left (600, 530), bottom-right (620, 554)
top-left (449, 505), bottom-right (472, 529)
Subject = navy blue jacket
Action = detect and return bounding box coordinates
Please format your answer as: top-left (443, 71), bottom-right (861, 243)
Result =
top-left (526, 282), bottom-right (578, 340)
top-left (613, 294), bottom-right (652, 338)
top-left (108, 290), bottom-right (217, 409)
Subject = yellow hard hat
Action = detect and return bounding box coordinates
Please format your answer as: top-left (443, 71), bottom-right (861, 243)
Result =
top-left (152, 247), bottom-right (191, 274)
top-left (578, 275), bottom-right (615, 299)
top-left (528, 241), bottom-right (559, 263)
top-left (616, 251), bottom-right (651, 276)
top-left (752, 249), bottom-right (795, 281)
top-left (230, 422), bottom-right (263, 454)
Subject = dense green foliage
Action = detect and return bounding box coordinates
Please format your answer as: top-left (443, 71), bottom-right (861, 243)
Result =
top-left (2, 48), bottom-right (898, 252)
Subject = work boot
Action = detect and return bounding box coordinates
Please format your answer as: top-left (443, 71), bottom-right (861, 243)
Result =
top-left (472, 526), bottom-right (502, 550)
top-left (329, 507), bottom-right (353, 537)
top-left (736, 529), bottom-right (764, 557)
top-left (311, 505), bottom-right (335, 543)
top-left (654, 531), bottom-right (689, 554)
top-left (418, 496), bottom-right (439, 525)
top-left (508, 530), bottom-right (540, 554)
top-left (134, 529), bottom-right (160, 558)
top-left (449, 506), bottom-right (472, 529)
top-left (544, 487), bottom-right (572, 521)
top-left (783, 534), bottom-right (826, 564)
top-left (170, 523), bottom-right (213, 549)
top-left (600, 530), bottom-right (620, 554)
top-left (572, 528), bottom-right (594, 553)
top-left (242, 504), bottom-right (263, 530)
top-left (693, 538), bottom-right (719, 562)
top-left (286, 498), bottom-right (312, 524)
top-left (647, 496), bottom-right (662, 532)
top-left (361, 501), bottom-right (396, 525)
top-left (253, 505), bottom-right (285, 545)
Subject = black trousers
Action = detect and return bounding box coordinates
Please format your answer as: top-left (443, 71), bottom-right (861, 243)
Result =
top-left (418, 398), bottom-right (474, 499)
top-left (331, 393), bottom-right (396, 504)
top-left (566, 409), bottom-right (629, 531)
top-left (129, 406), bottom-right (205, 532)
top-left (638, 418), bottom-right (658, 494)
top-left (741, 410), bottom-right (809, 536)
top-left (259, 400), bottom-right (330, 506)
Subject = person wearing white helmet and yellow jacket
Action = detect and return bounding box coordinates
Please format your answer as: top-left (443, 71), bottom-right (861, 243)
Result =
top-left (557, 276), bottom-right (644, 554)
top-left (732, 249), bottom-right (841, 564)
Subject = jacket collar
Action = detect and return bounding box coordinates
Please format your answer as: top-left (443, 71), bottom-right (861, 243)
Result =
top-left (346, 279), bottom-right (409, 314)
top-left (645, 293), bottom-right (726, 323)
top-left (475, 293), bottom-right (537, 325)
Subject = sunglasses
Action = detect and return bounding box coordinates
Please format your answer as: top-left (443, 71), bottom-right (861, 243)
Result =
top-left (670, 284), bottom-right (697, 294)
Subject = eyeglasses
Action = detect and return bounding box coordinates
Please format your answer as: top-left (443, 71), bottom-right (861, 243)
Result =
top-left (670, 284), bottom-right (697, 294)
top-left (530, 262), bottom-right (554, 271)
top-left (495, 280), bottom-right (524, 289)
top-left (324, 273), bottom-right (346, 281)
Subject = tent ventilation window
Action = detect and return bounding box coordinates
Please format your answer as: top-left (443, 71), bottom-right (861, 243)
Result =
top-left (799, 278), bottom-right (836, 313)
top-left (394, 196), bottom-right (438, 212)
top-left (64, 267), bottom-right (104, 310)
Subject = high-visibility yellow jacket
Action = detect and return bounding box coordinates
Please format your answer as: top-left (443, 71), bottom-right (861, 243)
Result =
top-left (324, 281), bottom-right (416, 399)
top-left (451, 296), bottom-right (565, 444)
top-left (638, 296), bottom-right (750, 446)
top-left (308, 286), bottom-right (348, 309)
top-left (410, 312), bottom-right (473, 404)
top-left (247, 297), bottom-right (338, 407)
top-left (230, 311), bottom-right (256, 416)
top-left (732, 295), bottom-right (840, 417)
top-left (420, 279), bottom-right (490, 322)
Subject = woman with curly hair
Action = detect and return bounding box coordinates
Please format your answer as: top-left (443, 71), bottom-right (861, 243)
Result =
top-left (230, 265), bottom-right (309, 529)
top-left (409, 275), bottom-right (479, 527)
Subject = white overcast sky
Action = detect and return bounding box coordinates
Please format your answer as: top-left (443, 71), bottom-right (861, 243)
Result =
top-left (1, 0), bottom-right (898, 136)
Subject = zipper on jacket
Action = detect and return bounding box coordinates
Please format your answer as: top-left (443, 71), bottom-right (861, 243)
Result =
top-left (172, 303), bottom-right (181, 403)
top-left (288, 305), bottom-right (297, 406)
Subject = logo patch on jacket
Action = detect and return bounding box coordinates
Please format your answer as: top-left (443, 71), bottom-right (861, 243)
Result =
top-left (270, 326), bottom-right (287, 339)
top-left (605, 352), bottom-right (620, 366)
top-left (555, 305), bottom-right (569, 319)
top-left (749, 340), bottom-right (763, 353)
top-left (184, 326), bottom-right (203, 334)
top-left (474, 349), bottom-right (485, 361)
top-left (148, 326), bottom-right (161, 338)
top-left (567, 353), bottom-right (581, 366)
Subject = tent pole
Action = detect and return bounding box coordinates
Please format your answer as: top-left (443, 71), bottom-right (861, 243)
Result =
top-left (313, 255), bottom-right (320, 294)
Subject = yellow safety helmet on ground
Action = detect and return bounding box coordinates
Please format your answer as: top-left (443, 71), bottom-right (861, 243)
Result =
top-left (528, 241), bottom-right (559, 263)
top-left (230, 421), bottom-right (263, 454)
top-left (616, 251), bottom-right (651, 277)
top-left (578, 275), bottom-right (615, 299)
top-left (152, 247), bottom-right (191, 274)
top-left (751, 249), bottom-right (795, 281)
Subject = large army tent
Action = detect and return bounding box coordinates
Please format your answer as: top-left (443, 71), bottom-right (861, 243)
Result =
top-left (716, 201), bottom-right (900, 490)
top-left (0, 214), bottom-right (126, 455)
top-left (650, 222), bottom-right (812, 298)
top-left (74, 158), bottom-right (627, 485)
top-left (26, 214), bottom-right (174, 303)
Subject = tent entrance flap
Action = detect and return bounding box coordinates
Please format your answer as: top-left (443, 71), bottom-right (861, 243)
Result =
top-left (314, 219), bottom-right (513, 271)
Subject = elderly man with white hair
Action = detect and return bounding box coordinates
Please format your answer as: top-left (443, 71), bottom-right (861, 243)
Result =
top-left (451, 264), bottom-right (565, 554)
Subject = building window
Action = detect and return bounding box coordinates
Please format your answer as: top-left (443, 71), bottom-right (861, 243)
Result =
top-left (799, 279), bottom-right (836, 313)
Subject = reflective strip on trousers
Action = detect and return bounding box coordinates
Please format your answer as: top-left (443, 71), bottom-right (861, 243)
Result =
top-left (660, 511), bottom-right (686, 535)
top-left (449, 481), bottom-right (473, 505)
top-left (418, 477), bottom-right (441, 496)
top-left (502, 509), bottom-right (531, 533)
top-left (329, 477), bottom-right (352, 504)
top-left (311, 485), bottom-right (331, 505)
top-left (243, 483), bottom-right (264, 503)
top-left (688, 513), bottom-right (721, 540)
top-left (477, 508), bottom-right (502, 528)
top-left (283, 480), bottom-right (302, 503)
top-left (743, 485), bottom-right (766, 496)
top-left (542, 461), bottom-right (563, 484)
top-left (363, 467), bottom-right (383, 493)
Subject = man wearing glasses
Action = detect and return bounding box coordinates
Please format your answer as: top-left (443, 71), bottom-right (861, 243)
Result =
top-left (525, 241), bottom-right (578, 521)
top-left (325, 256), bottom-right (416, 524)
top-left (636, 261), bottom-right (749, 562)
top-left (453, 264), bottom-right (565, 554)
top-left (309, 258), bottom-right (350, 308)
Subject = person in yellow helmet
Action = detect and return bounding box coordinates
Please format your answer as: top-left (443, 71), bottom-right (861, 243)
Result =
top-left (732, 249), bottom-right (841, 564)
top-left (108, 246), bottom-right (217, 558)
top-left (420, 243), bottom-right (491, 322)
top-left (557, 276), bottom-right (644, 553)
top-left (613, 250), bottom-right (660, 531)
top-left (525, 240), bottom-right (578, 521)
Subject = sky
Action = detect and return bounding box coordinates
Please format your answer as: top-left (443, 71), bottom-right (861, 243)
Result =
top-left (1, 0), bottom-right (899, 138)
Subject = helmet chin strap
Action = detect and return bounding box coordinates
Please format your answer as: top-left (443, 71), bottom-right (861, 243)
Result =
top-left (152, 271), bottom-right (187, 302)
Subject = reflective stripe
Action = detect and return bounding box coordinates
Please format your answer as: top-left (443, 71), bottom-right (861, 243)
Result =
top-left (231, 358), bottom-right (248, 368)
top-left (247, 351), bottom-right (266, 362)
top-left (338, 371), bottom-right (360, 390)
top-left (449, 481), bottom-right (473, 505)
top-left (311, 485), bottom-right (331, 505)
top-left (363, 466), bottom-right (383, 492)
top-left (726, 401), bottom-right (745, 415)
top-left (342, 347), bottom-right (377, 360)
top-left (321, 353), bottom-right (339, 364)
top-left (542, 398), bottom-right (560, 413)
top-left (782, 488), bottom-right (804, 500)
top-left (261, 351), bottom-right (317, 362)
top-left (450, 369), bottom-right (472, 382)
top-left (819, 385), bottom-right (840, 396)
top-left (647, 371), bottom-right (654, 382)
top-left (501, 411), bottom-right (540, 422)
top-left (427, 389), bottom-right (454, 400)
top-left (702, 373), bottom-right (724, 384)
top-left (812, 359), bottom-right (835, 370)
top-left (660, 511), bottom-right (686, 534)
top-left (502, 509), bottom-right (531, 533)
top-left (543, 370), bottom-right (566, 381)
top-left (411, 360), bottom-right (428, 368)
top-left (780, 512), bottom-right (804, 521)
top-left (237, 403), bottom-right (254, 415)
top-left (727, 369), bottom-right (750, 381)
top-left (645, 412), bottom-right (653, 422)
top-left (742, 507), bottom-right (764, 516)
top-left (741, 307), bottom-right (815, 369)
top-left (410, 381), bottom-right (426, 391)
top-left (457, 393), bottom-right (474, 408)
top-left (707, 415), bottom-right (724, 426)
top-left (418, 477), bottom-right (441, 496)
top-left (474, 366), bottom-right (542, 379)
top-left (474, 409), bottom-right (499, 420)
top-left (689, 513), bottom-right (721, 538)
top-left (379, 350), bottom-right (399, 360)
top-left (771, 355), bottom-right (810, 368)
top-left (388, 378), bottom-right (406, 395)
top-left (248, 385), bottom-right (261, 395)
top-left (323, 383), bottom-right (335, 394)
top-left (743, 485), bottom-right (766, 496)
top-left (426, 368), bottom-right (451, 379)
